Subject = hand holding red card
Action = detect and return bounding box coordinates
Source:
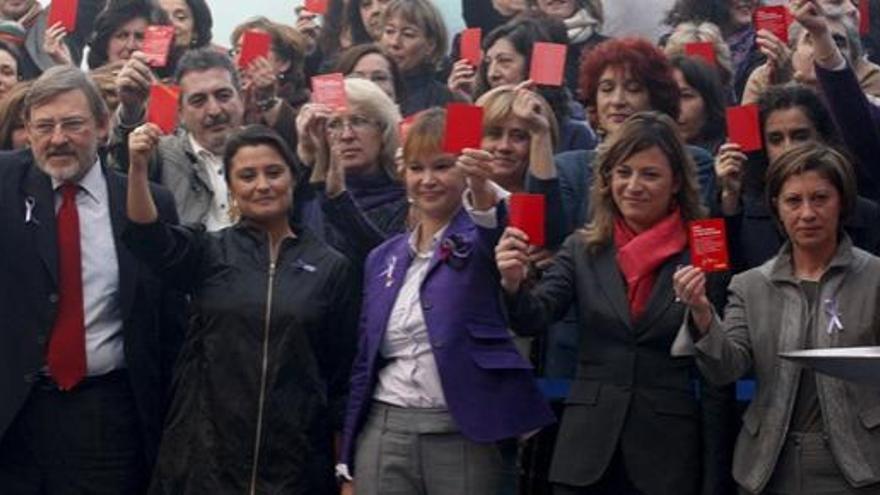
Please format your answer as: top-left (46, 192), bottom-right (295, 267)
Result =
top-left (305, 0), bottom-right (328, 14)
top-left (48, 0), bottom-right (78, 33)
top-left (147, 84), bottom-right (180, 135)
top-left (310, 73), bottom-right (347, 111)
top-left (142, 26), bottom-right (175, 68)
top-left (529, 42), bottom-right (567, 87)
top-left (684, 42), bottom-right (716, 66)
top-left (509, 193), bottom-right (545, 247)
top-left (754, 6), bottom-right (791, 44)
top-left (460, 28), bottom-right (482, 66)
top-left (688, 219), bottom-right (730, 272)
top-left (443, 103), bottom-right (483, 154)
top-left (238, 30), bottom-right (271, 69)
top-left (726, 104), bottom-right (762, 152)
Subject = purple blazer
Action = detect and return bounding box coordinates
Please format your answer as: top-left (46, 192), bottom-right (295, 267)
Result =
top-left (340, 208), bottom-right (555, 467)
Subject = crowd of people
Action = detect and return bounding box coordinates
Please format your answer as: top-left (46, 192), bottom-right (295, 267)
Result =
top-left (0, 0), bottom-right (879, 494)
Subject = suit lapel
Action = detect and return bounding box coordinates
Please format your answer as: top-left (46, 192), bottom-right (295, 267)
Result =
top-left (593, 246), bottom-right (633, 329)
top-left (422, 208), bottom-right (471, 281)
top-left (104, 167), bottom-right (138, 319)
top-left (22, 162), bottom-right (59, 285)
top-left (635, 251), bottom-right (687, 334)
top-left (369, 240), bottom-right (413, 351)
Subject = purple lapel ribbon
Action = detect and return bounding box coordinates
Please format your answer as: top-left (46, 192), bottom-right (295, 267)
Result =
top-left (824, 297), bottom-right (844, 335)
top-left (380, 255), bottom-right (397, 288)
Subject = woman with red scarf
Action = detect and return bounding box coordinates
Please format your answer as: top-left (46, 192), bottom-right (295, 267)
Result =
top-left (496, 111), bottom-right (719, 494)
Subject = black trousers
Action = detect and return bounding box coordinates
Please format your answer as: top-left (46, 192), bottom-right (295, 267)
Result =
top-left (553, 448), bottom-right (645, 495)
top-left (0, 370), bottom-right (147, 494)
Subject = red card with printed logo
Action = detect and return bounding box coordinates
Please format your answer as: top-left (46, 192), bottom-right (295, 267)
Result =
top-left (860, 0), bottom-right (870, 35)
top-left (529, 42), bottom-right (567, 87)
top-left (310, 73), bottom-right (347, 111)
top-left (726, 104), bottom-right (762, 152)
top-left (238, 30), bottom-right (271, 69)
top-left (509, 193), bottom-right (546, 247)
top-left (147, 84), bottom-right (180, 135)
top-left (47, 0), bottom-right (78, 32)
top-left (460, 28), bottom-right (482, 66)
top-left (305, 0), bottom-right (328, 14)
top-left (142, 25), bottom-right (175, 68)
top-left (442, 103), bottom-right (483, 154)
top-left (688, 219), bottom-right (730, 272)
top-left (754, 6), bottom-right (791, 44)
top-left (685, 42), bottom-right (716, 66)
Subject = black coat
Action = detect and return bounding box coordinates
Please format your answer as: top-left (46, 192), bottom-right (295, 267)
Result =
top-left (123, 220), bottom-right (358, 494)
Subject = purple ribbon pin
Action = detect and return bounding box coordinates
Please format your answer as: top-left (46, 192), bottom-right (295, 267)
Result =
top-left (824, 297), bottom-right (844, 335)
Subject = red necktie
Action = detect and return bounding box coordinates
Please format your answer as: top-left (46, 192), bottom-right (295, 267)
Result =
top-left (47, 183), bottom-right (86, 390)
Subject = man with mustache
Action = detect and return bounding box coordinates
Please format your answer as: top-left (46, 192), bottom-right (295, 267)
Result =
top-left (0, 65), bottom-right (180, 493)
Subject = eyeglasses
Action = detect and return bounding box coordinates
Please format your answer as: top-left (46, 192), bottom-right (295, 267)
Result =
top-left (28, 117), bottom-right (92, 138)
top-left (325, 115), bottom-right (379, 137)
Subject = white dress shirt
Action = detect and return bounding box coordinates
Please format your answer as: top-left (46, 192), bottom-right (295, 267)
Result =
top-left (189, 134), bottom-right (231, 232)
top-left (51, 161), bottom-right (124, 375)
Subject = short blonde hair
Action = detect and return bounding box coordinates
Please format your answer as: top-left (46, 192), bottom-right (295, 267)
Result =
top-left (476, 85), bottom-right (559, 150)
top-left (344, 77), bottom-right (402, 178)
top-left (402, 107), bottom-right (445, 165)
top-left (382, 0), bottom-right (448, 69)
top-left (664, 21), bottom-right (733, 87)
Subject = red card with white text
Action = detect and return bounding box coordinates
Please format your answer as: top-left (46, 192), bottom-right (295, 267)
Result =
top-left (754, 6), bottom-right (791, 44)
top-left (47, 0), bottom-right (78, 32)
top-left (142, 25), bottom-right (175, 68)
top-left (238, 30), bottom-right (271, 69)
top-left (726, 104), bottom-right (762, 152)
top-left (442, 103), bottom-right (483, 154)
top-left (688, 219), bottom-right (730, 272)
top-left (529, 42), bottom-right (567, 87)
top-left (147, 84), bottom-right (180, 135)
top-left (310, 73), bottom-right (347, 111)
top-left (860, 0), bottom-right (870, 35)
top-left (685, 42), bottom-right (716, 66)
top-left (305, 0), bottom-right (328, 14)
top-left (509, 193), bottom-right (546, 247)
top-left (460, 28), bottom-right (482, 66)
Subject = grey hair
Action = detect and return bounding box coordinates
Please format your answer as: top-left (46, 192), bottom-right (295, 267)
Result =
top-left (789, 6), bottom-right (863, 64)
top-left (174, 47), bottom-right (241, 91)
top-left (24, 65), bottom-right (109, 124)
top-left (344, 77), bottom-right (401, 178)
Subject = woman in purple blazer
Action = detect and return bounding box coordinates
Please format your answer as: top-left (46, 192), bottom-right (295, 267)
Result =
top-left (338, 103), bottom-right (555, 494)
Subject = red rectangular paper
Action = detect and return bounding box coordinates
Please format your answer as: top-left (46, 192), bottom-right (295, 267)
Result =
top-left (754, 6), bottom-right (790, 44)
top-left (529, 42), bottom-right (567, 87)
top-left (147, 84), bottom-right (180, 135)
top-left (460, 28), bottom-right (482, 66)
top-left (47, 0), bottom-right (78, 32)
top-left (310, 73), bottom-right (347, 111)
top-left (442, 103), bottom-right (483, 154)
top-left (684, 42), bottom-right (716, 66)
top-left (142, 25), bottom-right (175, 68)
top-left (688, 219), bottom-right (730, 272)
top-left (305, 0), bottom-right (328, 14)
top-left (238, 30), bottom-right (271, 69)
top-left (726, 104), bottom-right (762, 152)
top-left (509, 193), bottom-right (546, 247)
top-left (860, 0), bottom-right (870, 35)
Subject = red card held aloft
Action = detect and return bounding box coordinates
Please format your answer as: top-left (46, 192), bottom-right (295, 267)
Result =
top-left (442, 103), bottom-right (483, 154)
top-left (238, 30), bottom-right (271, 69)
top-left (147, 84), bottom-right (180, 135)
top-left (726, 104), bottom-right (762, 152)
top-left (688, 219), bottom-right (730, 272)
top-left (142, 25), bottom-right (175, 68)
top-left (48, 0), bottom-right (78, 32)
top-left (509, 193), bottom-right (546, 247)
top-left (460, 28), bottom-right (482, 66)
top-left (684, 42), bottom-right (716, 66)
top-left (860, 0), bottom-right (870, 36)
top-left (310, 73), bottom-right (347, 111)
top-left (754, 6), bottom-right (791, 44)
top-left (529, 42), bottom-right (567, 87)
top-left (305, 0), bottom-right (328, 14)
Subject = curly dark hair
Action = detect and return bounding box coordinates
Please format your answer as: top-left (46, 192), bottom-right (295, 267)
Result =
top-left (757, 84), bottom-right (840, 149)
top-left (664, 0), bottom-right (732, 30)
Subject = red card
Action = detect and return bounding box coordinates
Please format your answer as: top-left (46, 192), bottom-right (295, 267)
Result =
top-left (237, 30), bottom-right (271, 69)
top-left (860, 0), bottom-right (870, 36)
top-left (726, 104), bottom-right (762, 152)
top-left (146, 84), bottom-right (180, 135)
top-left (47, 0), bottom-right (78, 32)
top-left (310, 73), bottom-right (347, 111)
top-left (754, 6), bottom-right (791, 44)
top-left (688, 219), bottom-right (730, 272)
top-left (305, 0), bottom-right (328, 14)
top-left (142, 25), bottom-right (175, 68)
top-left (460, 28), bottom-right (482, 66)
top-left (529, 42), bottom-right (567, 87)
top-left (443, 103), bottom-right (483, 154)
top-left (509, 193), bottom-right (546, 247)
top-left (684, 42), bottom-right (716, 66)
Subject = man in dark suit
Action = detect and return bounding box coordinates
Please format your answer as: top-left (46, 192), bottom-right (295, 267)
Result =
top-left (0, 65), bottom-right (180, 493)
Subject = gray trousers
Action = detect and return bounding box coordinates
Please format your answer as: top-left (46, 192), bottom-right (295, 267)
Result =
top-left (353, 401), bottom-right (503, 495)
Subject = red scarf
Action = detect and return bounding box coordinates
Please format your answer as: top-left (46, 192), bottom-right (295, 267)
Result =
top-left (614, 208), bottom-right (687, 321)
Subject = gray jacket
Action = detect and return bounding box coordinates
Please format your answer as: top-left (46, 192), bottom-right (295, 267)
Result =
top-left (674, 236), bottom-right (880, 492)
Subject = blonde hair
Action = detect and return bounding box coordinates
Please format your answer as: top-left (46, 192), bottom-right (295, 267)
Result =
top-left (476, 85), bottom-right (559, 150)
top-left (664, 21), bottom-right (733, 86)
top-left (382, 0), bottom-right (448, 69)
top-left (344, 77), bottom-right (402, 178)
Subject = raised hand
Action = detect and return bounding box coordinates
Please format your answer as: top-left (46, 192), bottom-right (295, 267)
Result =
top-left (511, 81), bottom-right (550, 135)
top-left (44, 22), bottom-right (73, 66)
top-left (116, 52), bottom-right (154, 118)
top-left (295, 102), bottom-right (334, 166)
top-left (447, 59), bottom-right (477, 100)
top-left (495, 227), bottom-right (531, 293)
top-left (714, 142), bottom-right (747, 215)
top-left (456, 147), bottom-right (495, 208)
top-left (755, 29), bottom-right (792, 83)
top-left (672, 265), bottom-right (713, 333)
top-left (128, 123), bottom-right (161, 174)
